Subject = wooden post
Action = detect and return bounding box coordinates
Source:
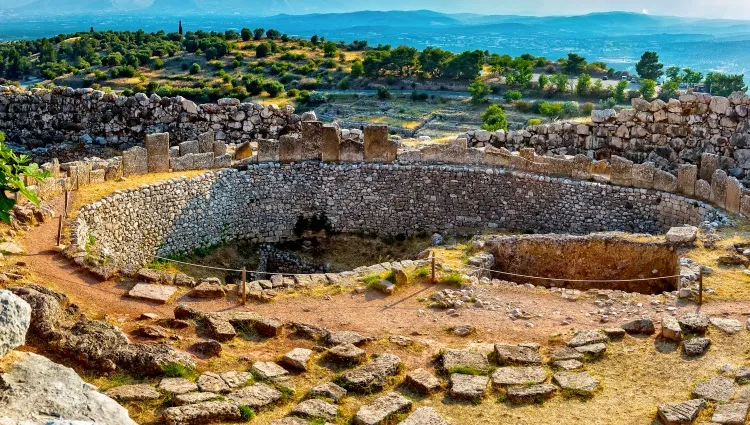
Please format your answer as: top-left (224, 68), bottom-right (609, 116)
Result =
top-left (431, 251), bottom-right (436, 284)
top-left (241, 267), bottom-right (247, 305)
top-left (698, 267), bottom-right (703, 305)
top-left (63, 189), bottom-right (69, 216)
top-left (57, 216), bottom-right (63, 246)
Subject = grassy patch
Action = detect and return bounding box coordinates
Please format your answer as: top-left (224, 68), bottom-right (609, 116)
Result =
top-left (161, 362), bottom-right (197, 379)
top-left (239, 406), bottom-right (256, 421)
top-left (441, 271), bottom-right (464, 286)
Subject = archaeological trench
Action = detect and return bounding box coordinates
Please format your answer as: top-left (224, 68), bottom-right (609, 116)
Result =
top-left (3, 84), bottom-right (750, 425)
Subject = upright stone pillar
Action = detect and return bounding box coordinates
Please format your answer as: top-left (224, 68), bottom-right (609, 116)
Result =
top-left (610, 155), bottom-right (634, 187)
top-left (122, 146), bottom-right (148, 176)
top-left (676, 164), bottom-right (697, 196)
top-left (279, 134), bottom-right (303, 163)
top-left (145, 132), bottom-right (170, 173)
top-left (321, 125), bottom-right (341, 162)
top-left (710, 169), bottom-right (728, 209)
top-left (699, 153), bottom-right (719, 183)
top-left (725, 176), bottom-right (742, 214)
top-left (632, 162), bottom-right (655, 189)
top-left (363, 125), bottom-right (397, 163)
top-left (198, 131), bottom-right (215, 154)
top-left (257, 139), bottom-right (280, 162)
top-left (300, 121), bottom-right (324, 161)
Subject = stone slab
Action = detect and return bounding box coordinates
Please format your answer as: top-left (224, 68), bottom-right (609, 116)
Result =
top-left (127, 284), bottom-right (177, 304)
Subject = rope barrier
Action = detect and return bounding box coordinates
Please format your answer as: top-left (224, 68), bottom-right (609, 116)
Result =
top-left (152, 255), bottom-right (329, 276)
top-left (460, 262), bottom-right (682, 283)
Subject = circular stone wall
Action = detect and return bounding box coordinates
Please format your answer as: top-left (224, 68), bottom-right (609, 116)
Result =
top-left (71, 163), bottom-right (722, 272)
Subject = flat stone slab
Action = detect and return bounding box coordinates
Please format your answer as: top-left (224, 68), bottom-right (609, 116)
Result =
top-left (252, 361), bottom-right (289, 380)
top-left (684, 337), bottom-right (711, 357)
top-left (506, 384), bottom-right (557, 404)
top-left (553, 372), bottom-right (600, 395)
top-left (491, 366), bottom-right (547, 386)
top-left (270, 417), bottom-right (308, 425)
top-left (175, 392), bottom-right (220, 406)
top-left (227, 383), bottom-right (282, 408)
top-left (327, 343), bottom-right (366, 364)
top-left (205, 316), bottom-right (236, 342)
top-left (712, 402), bottom-right (749, 424)
top-left (128, 283), bottom-right (177, 304)
top-left (105, 384), bottom-right (160, 401)
top-left (353, 392), bottom-right (413, 425)
top-left (552, 360), bottom-right (584, 371)
top-left (292, 398), bottom-right (339, 422)
top-left (327, 330), bottom-right (367, 346)
top-left (666, 226), bottom-right (698, 245)
top-left (441, 349), bottom-right (491, 374)
top-left (710, 317), bottom-right (744, 334)
top-left (574, 343), bottom-right (607, 358)
top-left (309, 382), bottom-right (347, 403)
top-left (219, 371), bottom-right (253, 389)
top-left (340, 353), bottom-right (403, 393)
top-left (494, 344), bottom-right (542, 365)
top-left (657, 399), bottom-right (706, 425)
top-left (603, 327), bottom-right (626, 339)
top-left (621, 318), bottom-right (655, 335)
top-left (693, 376), bottom-right (735, 402)
top-left (187, 282), bottom-right (225, 298)
top-left (549, 347), bottom-right (584, 361)
top-left (158, 378), bottom-right (198, 395)
top-left (404, 368), bottom-right (442, 394)
top-left (398, 407), bottom-right (450, 425)
top-left (661, 315), bottom-right (682, 341)
top-left (196, 372), bottom-right (230, 393)
top-left (281, 348), bottom-right (312, 371)
top-left (679, 313), bottom-right (709, 335)
top-left (163, 401), bottom-right (241, 425)
top-left (449, 373), bottom-right (489, 400)
top-left (0, 242), bottom-right (23, 254)
top-left (567, 330), bottom-right (609, 347)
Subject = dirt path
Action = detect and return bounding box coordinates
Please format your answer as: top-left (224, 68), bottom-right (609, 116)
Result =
top-left (18, 193), bottom-right (750, 345)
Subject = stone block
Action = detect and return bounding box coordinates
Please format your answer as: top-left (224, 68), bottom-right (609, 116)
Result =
top-left (321, 125), bottom-right (340, 162)
top-left (170, 154), bottom-right (195, 172)
top-left (198, 131), bottom-right (215, 153)
top-left (725, 176), bottom-right (742, 214)
top-left (700, 153), bottom-right (719, 182)
top-left (572, 154), bottom-right (593, 179)
top-left (169, 146), bottom-right (180, 157)
top-left (741, 192), bottom-right (750, 217)
top-left (653, 169), bottom-right (677, 193)
top-left (364, 125), bottom-right (397, 163)
top-left (235, 142), bottom-right (253, 160)
top-left (122, 146), bottom-right (148, 176)
top-left (213, 141), bottom-right (227, 157)
top-left (104, 160), bottom-right (123, 181)
top-left (397, 150), bottom-right (421, 163)
top-left (213, 154), bottom-right (232, 169)
top-left (145, 132), bottom-right (170, 156)
top-left (482, 146), bottom-right (511, 168)
top-left (193, 152), bottom-right (214, 169)
top-left (695, 179), bottom-right (712, 202)
top-left (279, 134), bottom-right (303, 163)
top-left (179, 140), bottom-right (199, 156)
top-left (711, 169), bottom-right (728, 208)
top-left (632, 162), bottom-right (655, 189)
top-left (147, 155), bottom-right (170, 173)
top-left (300, 120), bottom-right (323, 161)
top-left (128, 284), bottom-right (177, 304)
top-left (258, 139), bottom-right (280, 162)
top-left (677, 164), bottom-right (698, 196)
top-left (339, 139), bottom-right (364, 162)
top-left (610, 155), bottom-right (633, 187)
top-left (90, 169), bottom-right (105, 184)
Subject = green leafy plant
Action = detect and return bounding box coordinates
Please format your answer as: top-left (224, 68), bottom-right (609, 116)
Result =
top-left (239, 406), bottom-right (255, 421)
top-left (160, 363), bottom-right (196, 379)
top-left (441, 271), bottom-right (464, 286)
top-left (0, 133), bottom-right (49, 223)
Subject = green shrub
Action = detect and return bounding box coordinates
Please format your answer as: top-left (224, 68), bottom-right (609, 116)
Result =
top-left (161, 363), bottom-right (196, 379)
top-left (239, 406), bottom-right (255, 421)
top-left (442, 271), bottom-right (464, 286)
top-left (287, 88), bottom-right (300, 98)
top-left (539, 101), bottom-right (564, 116)
top-left (581, 102), bottom-right (595, 116)
top-left (377, 86), bottom-right (391, 99)
top-left (338, 77), bottom-right (351, 90)
top-left (480, 104), bottom-right (508, 131)
top-left (527, 118), bottom-right (542, 126)
top-left (264, 80), bottom-right (284, 97)
top-left (503, 90), bottom-right (522, 102)
top-left (189, 63), bottom-right (201, 75)
top-left (562, 101), bottom-right (580, 116)
top-left (513, 100), bottom-right (532, 112)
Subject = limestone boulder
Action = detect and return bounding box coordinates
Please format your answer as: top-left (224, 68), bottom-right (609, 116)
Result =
top-left (0, 290), bottom-right (31, 359)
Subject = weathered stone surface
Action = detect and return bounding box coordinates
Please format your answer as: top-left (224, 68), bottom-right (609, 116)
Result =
top-left (397, 407), bottom-right (450, 425)
top-left (321, 125), bottom-right (341, 162)
top-left (692, 376), bottom-right (735, 402)
top-left (711, 402), bottom-right (749, 424)
top-left (197, 131), bottom-right (214, 154)
top-left (661, 315), bottom-right (682, 341)
top-left (281, 348), bottom-right (312, 371)
top-left (553, 371), bottom-right (600, 395)
top-left (300, 120), bottom-right (323, 161)
top-left (196, 372), bottom-right (230, 394)
top-left (506, 384), bottom-right (557, 404)
top-left (0, 352), bottom-right (137, 424)
top-left (621, 318), bottom-right (656, 335)
top-left (711, 169), bottom-right (729, 208)
top-left (494, 344), bottom-right (542, 365)
top-left (279, 134), bottom-right (303, 163)
top-left (710, 317), bottom-right (743, 334)
top-left (491, 366), bottom-right (547, 386)
top-left (105, 384), bottom-right (160, 402)
top-left (227, 383), bottom-right (282, 408)
top-left (657, 399), bottom-right (706, 425)
top-left (574, 343), bottom-right (607, 358)
top-left (270, 417), bottom-right (308, 425)
top-left (190, 339), bottom-right (222, 358)
top-left (327, 330), bottom-right (367, 346)
top-left (683, 337), bottom-right (711, 356)
top-left (179, 140), bottom-right (199, 156)
top-left (404, 368), bottom-right (442, 394)
top-left (353, 392), bottom-right (413, 425)
top-left (441, 349), bottom-right (491, 373)
top-left (666, 226), bottom-right (698, 245)
top-left (174, 391), bottom-right (220, 406)
top-left (122, 146), bottom-right (147, 176)
top-left (127, 284), bottom-right (177, 304)
top-left (449, 373), bottom-right (489, 399)
top-left (701, 153), bottom-right (720, 182)
top-left (158, 378), bottom-right (198, 395)
top-left (677, 164), bottom-right (698, 196)
top-left (163, 401), bottom-right (241, 425)
top-left (364, 125), bottom-right (397, 163)
top-left (339, 139), bottom-right (364, 162)
top-left (292, 398), bottom-right (339, 422)
top-left (549, 347), bottom-right (584, 361)
top-left (567, 330), bottom-right (609, 347)
top-left (0, 290), bottom-right (31, 359)
top-left (205, 316), bottom-right (236, 342)
top-left (309, 382), bottom-right (347, 403)
top-left (235, 141), bottom-right (253, 160)
top-left (610, 155), bottom-right (633, 186)
top-left (726, 177), bottom-right (743, 214)
top-left (146, 132), bottom-right (170, 173)
top-left (552, 359), bottom-right (584, 370)
top-left (327, 343), bottom-right (366, 364)
top-left (252, 362), bottom-right (289, 380)
top-left (257, 139), bottom-right (280, 162)
top-left (679, 313), bottom-right (710, 335)
top-left (695, 179), bottom-right (712, 201)
top-left (339, 353), bottom-right (403, 393)
top-left (187, 282), bottom-right (225, 298)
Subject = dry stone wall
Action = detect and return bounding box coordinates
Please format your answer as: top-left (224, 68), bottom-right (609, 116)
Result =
top-left (71, 163), bottom-right (722, 272)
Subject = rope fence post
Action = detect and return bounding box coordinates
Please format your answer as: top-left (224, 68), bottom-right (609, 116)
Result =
top-left (57, 188), bottom-right (70, 247)
top-left (698, 267), bottom-right (703, 306)
top-left (241, 266), bottom-right (247, 305)
top-left (431, 251), bottom-right (436, 284)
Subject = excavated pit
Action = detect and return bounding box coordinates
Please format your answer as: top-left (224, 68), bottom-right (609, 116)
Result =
top-left (485, 234), bottom-right (680, 294)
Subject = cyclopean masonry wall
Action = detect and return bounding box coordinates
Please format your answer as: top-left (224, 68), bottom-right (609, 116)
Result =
top-left (70, 162), bottom-right (723, 273)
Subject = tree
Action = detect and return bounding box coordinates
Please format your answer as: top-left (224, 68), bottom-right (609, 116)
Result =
top-left (537, 74), bottom-right (549, 91)
top-left (322, 41), bottom-right (338, 58)
top-left (636, 51), bottom-right (663, 80)
top-left (481, 104), bottom-right (508, 131)
top-left (255, 43), bottom-right (270, 58)
top-left (640, 79), bottom-right (657, 99)
top-left (241, 28), bottom-right (251, 42)
top-left (266, 29), bottom-right (281, 40)
top-left (682, 68), bottom-right (703, 87)
top-left (0, 132), bottom-right (49, 223)
top-left (350, 60), bottom-right (364, 78)
top-left (564, 53), bottom-right (587, 74)
top-left (311, 35), bottom-right (319, 45)
top-left (550, 73), bottom-right (569, 94)
top-left (418, 47), bottom-right (452, 78)
top-left (666, 66), bottom-right (682, 83)
top-left (575, 73), bottom-right (591, 96)
top-left (389, 45), bottom-right (418, 76)
top-left (179, 21), bottom-right (183, 35)
top-left (443, 50), bottom-right (484, 80)
top-left (468, 79), bottom-right (491, 104)
top-left (253, 28), bottom-right (265, 40)
top-left (503, 90), bottom-right (522, 102)
top-left (188, 63), bottom-right (201, 75)
top-left (706, 72), bottom-right (747, 96)
top-left (505, 61), bottom-right (533, 88)
top-left (263, 80), bottom-right (284, 97)
top-left (659, 80), bottom-right (679, 101)
top-left (376, 86), bottom-right (391, 99)
top-left (614, 80), bottom-right (628, 103)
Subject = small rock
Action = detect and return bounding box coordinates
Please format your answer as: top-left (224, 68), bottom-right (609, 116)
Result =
top-left (353, 392), bottom-right (412, 425)
top-left (657, 399), bottom-right (706, 425)
top-left (292, 399), bottom-right (338, 422)
top-left (621, 318), bottom-right (655, 335)
top-left (327, 343), bottom-right (366, 364)
top-left (174, 392), bottom-right (220, 406)
top-left (683, 337), bottom-right (711, 357)
top-left (553, 371), bottom-right (600, 396)
top-left (661, 315), bottom-right (682, 341)
top-left (506, 384), bottom-right (557, 404)
top-left (552, 359), bottom-right (584, 370)
top-left (494, 344), bottom-right (542, 365)
top-left (491, 366), bottom-right (547, 386)
top-left (711, 402), bottom-right (749, 424)
top-left (449, 373), bottom-right (489, 400)
top-left (398, 407), bottom-right (450, 425)
top-left (404, 368), bottom-right (442, 394)
top-left (309, 382), bottom-right (347, 403)
top-left (190, 340), bottom-right (222, 358)
top-left (441, 349), bottom-right (491, 374)
top-left (197, 372), bottom-right (230, 394)
top-left (227, 383), bottom-right (282, 408)
top-left (252, 362), bottom-right (289, 380)
top-left (679, 313), bottom-right (709, 335)
top-left (187, 282), bottom-right (225, 298)
top-left (452, 324), bottom-right (474, 337)
top-left (105, 384), bottom-right (160, 402)
top-left (574, 343), bottom-right (607, 358)
top-left (710, 317), bottom-right (744, 334)
top-left (567, 330), bottom-right (609, 347)
top-left (158, 378), bottom-right (198, 395)
top-left (692, 376), bottom-right (735, 402)
top-left (281, 348), bottom-right (312, 371)
top-left (666, 226), bottom-right (698, 245)
top-left (162, 401), bottom-right (241, 425)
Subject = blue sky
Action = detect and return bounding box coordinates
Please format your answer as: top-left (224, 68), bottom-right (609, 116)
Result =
top-left (0, 0), bottom-right (746, 19)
